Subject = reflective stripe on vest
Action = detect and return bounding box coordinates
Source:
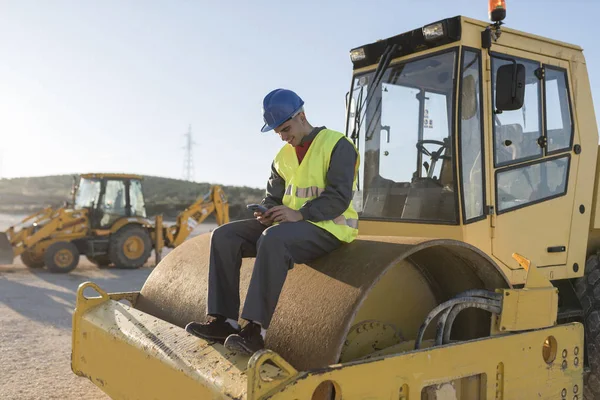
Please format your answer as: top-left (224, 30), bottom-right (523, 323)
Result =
top-left (273, 129), bottom-right (360, 243)
top-left (285, 185), bottom-right (324, 198)
top-left (333, 215), bottom-right (359, 229)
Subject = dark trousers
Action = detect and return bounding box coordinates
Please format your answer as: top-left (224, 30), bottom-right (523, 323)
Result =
top-left (206, 218), bottom-right (341, 328)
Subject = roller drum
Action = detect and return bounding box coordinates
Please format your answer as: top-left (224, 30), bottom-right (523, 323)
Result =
top-left (136, 232), bottom-right (510, 370)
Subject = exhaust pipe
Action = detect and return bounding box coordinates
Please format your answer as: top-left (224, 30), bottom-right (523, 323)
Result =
top-left (0, 233), bottom-right (14, 265)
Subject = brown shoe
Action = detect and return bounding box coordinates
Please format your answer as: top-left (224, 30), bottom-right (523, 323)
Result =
top-left (185, 316), bottom-right (240, 342)
top-left (224, 322), bottom-right (265, 355)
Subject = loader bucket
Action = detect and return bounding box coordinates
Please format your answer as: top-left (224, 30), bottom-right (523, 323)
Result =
top-left (0, 232), bottom-right (14, 265)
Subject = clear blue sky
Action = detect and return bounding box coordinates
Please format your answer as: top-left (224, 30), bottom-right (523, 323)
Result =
top-left (1, 0), bottom-right (598, 189)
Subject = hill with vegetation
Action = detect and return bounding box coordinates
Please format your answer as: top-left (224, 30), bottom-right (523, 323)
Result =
top-left (0, 175), bottom-right (265, 221)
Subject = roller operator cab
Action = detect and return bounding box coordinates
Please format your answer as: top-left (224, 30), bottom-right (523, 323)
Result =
top-left (71, 4), bottom-right (596, 399)
top-left (346, 14), bottom-right (596, 286)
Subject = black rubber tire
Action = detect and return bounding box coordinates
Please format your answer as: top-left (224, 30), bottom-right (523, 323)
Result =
top-left (575, 254), bottom-right (600, 400)
top-left (108, 225), bottom-right (152, 269)
top-left (44, 242), bottom-right (80, 273)
top-left (21, 250), bottom-right (45, 268)
top-left (88, 254), bottom-right (111, 268)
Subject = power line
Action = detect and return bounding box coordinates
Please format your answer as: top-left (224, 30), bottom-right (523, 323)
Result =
top-left (182, 124), bottom-right (196, 182)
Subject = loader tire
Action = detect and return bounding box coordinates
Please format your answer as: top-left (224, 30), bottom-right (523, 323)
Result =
top-left (44, 242), bottom-right (79, 273)
top-left (575, 254), bottom-right (600, 400)
top-left (108, 225), bottom-right (152, 269)
top-left (21, 251), bottom-right (44, 268)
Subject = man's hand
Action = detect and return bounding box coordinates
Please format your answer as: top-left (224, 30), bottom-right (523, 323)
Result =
top-left (265, 205), bottom-right (303, 223)
top-left (254, 211), bottom-right (274, 226)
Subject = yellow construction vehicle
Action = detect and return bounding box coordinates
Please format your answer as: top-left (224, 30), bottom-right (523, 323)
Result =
top-left (0, 173), bottom-right (229, 273)
top-left (71, 3), bottom-right (599, 398)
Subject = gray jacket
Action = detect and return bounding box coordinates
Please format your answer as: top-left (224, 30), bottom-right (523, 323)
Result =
top-left (261, 127), bottom-right (358, 222)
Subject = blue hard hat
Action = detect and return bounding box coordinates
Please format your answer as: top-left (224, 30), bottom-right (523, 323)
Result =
top-left (261, 89), bottom-right (305, 133)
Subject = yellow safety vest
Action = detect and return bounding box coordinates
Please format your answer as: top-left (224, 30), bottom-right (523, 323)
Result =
top-left (273, 129), bottom-right (359, 243)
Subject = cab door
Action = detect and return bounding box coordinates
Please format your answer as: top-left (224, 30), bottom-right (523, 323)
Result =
top-left (97, 179), bottom-right (129, 228)
top-left (489, 50), bottom-right (576, 270)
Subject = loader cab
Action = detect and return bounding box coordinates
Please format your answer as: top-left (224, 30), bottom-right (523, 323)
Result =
top-left (346, 16), bottom-right (587, 283)
top-left (74, 173), bottom-right (148, 229)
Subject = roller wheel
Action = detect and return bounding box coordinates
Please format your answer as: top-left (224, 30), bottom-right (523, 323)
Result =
top-left (44, 242), bottom-right (80, 273)
top-left (108, 225), bottom-right (152, 269)
top-left (575, 254), bottom-right (600, 400)
top-left (88, 254), bottom-right (111, 268)
top-left (21, 250), bottom-right (44, 268)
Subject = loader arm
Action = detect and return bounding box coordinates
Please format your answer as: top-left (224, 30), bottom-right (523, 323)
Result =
top-left (4, 208), bottom-right (89, 258)
top-left (1, 207), bottom-right (58, 263)
top-left (164, 185), bottom-right (229, 248)
top-left (4, 207), bottom-right (55, 244)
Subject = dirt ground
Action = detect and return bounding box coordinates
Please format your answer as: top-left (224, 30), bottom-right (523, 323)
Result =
top-left (0, 216), bottom-right (217, 400)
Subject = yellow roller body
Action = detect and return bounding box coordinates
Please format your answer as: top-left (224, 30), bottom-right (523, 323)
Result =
top-left (136, 232), bottom-right (510, 371)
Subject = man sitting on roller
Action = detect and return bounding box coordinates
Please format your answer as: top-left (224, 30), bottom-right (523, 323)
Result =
top-left (185, 88), bottom-right (360, 355)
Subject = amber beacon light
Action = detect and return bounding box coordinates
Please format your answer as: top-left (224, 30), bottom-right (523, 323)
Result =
top-left (489, 0), bottom-right (506, 22)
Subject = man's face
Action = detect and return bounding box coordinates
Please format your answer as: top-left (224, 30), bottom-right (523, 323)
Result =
top-left (274, 112), bottom-right (305, 147)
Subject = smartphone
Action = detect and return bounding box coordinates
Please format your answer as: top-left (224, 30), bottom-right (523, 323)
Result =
top-left (247, 203), bottom-right (269, 214)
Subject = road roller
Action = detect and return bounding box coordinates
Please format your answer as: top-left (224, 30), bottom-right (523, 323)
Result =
top-left (72, 5), bottom-right (598, 399)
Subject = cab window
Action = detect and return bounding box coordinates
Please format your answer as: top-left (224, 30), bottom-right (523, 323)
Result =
top-left (492, 53), bottom-right (573, 213)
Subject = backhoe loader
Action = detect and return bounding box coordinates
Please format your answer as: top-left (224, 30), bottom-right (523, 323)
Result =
top-left (0, 173), bottom-right (229, 273)
top-left (71, 3), bottom-right (600, 398)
